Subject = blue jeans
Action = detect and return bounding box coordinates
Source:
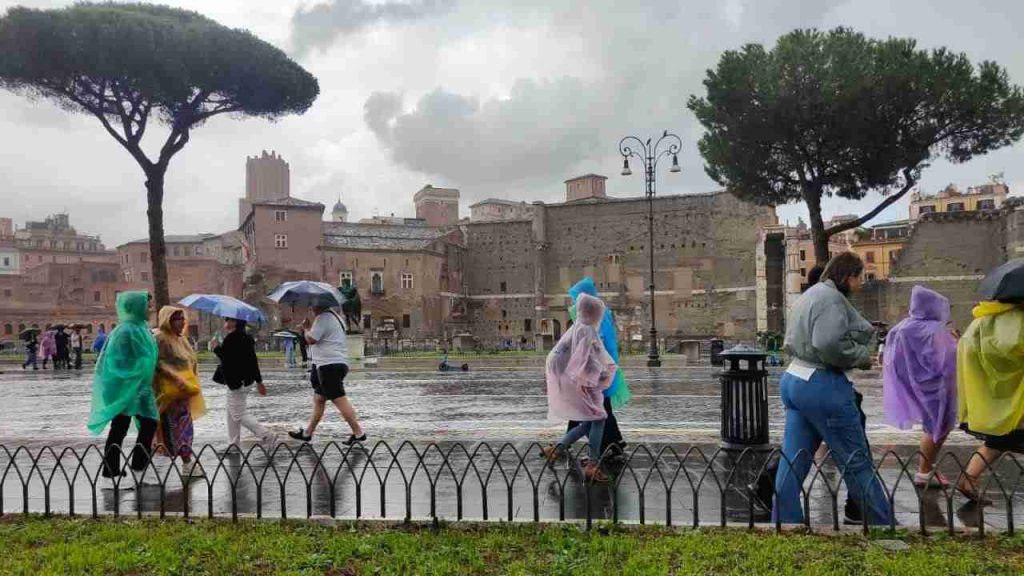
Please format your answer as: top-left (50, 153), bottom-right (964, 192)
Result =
top-left (559, 419), bottom-right (606, 463)
top-left (773, 370), bottom-right (893, 525)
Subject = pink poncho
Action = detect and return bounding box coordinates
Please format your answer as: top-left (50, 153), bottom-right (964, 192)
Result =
top-left (545, 294), bottom-right (617, 422)
top-left (39, 330), bottom-right (56, 359)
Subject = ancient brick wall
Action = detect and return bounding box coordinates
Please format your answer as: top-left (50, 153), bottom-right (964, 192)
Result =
top-left (462, 192), bottom-right (776, 344)
top-left (851, 210), bottom-right (1007, 331)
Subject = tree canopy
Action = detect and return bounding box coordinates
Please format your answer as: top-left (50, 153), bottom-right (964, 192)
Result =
top-left (688, 27), bottom-right (1024, 263)
top-left (0, 2), bottom-right (319, 307)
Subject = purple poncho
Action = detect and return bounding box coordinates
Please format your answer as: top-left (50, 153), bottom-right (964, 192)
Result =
top-left (882, 286), bottom-right (958, 441)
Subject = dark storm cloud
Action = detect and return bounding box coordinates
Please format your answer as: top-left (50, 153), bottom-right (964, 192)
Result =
top-left (364, 77), bottom-right (608, 185)
top-left (290, 0), bottom-right (455, 54)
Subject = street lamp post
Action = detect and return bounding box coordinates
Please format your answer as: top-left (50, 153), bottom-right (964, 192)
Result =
top-left (619, 130), bottom-right (681, 368)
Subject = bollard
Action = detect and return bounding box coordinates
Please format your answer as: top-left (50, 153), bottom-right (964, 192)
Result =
top-left (719, 345), bottom-right (770, 450)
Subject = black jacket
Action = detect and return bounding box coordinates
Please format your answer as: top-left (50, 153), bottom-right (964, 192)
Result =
top-left (214, 330), bottom-right (262, 390)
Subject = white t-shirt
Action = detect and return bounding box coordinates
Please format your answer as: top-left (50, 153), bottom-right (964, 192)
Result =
top-left (308, 310), bottom-right (348, 367)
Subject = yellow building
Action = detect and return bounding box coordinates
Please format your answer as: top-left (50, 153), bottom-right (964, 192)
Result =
top-left (909, 182), bottom-right (1008, 221)
top-left (851, 220), bottom-right (910, 281)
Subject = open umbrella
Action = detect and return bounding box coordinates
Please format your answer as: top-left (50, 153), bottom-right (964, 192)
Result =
top-left (980, 259), bottom-right (1024, 301)
top-left (18, 327), bottom-right (40, 340)
top-left (179, 294), bottom-right (267, 324)
top-left (267, 281), bottom-right (344, 308)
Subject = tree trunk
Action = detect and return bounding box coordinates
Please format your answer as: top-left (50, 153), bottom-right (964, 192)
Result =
top-left (145, 169), bottom-right (170, 309)
top-left (805, 191), bottom-right (830, 265)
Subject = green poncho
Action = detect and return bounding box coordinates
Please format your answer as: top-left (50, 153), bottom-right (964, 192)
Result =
top-left (87, 291), bottom-right (159, 434)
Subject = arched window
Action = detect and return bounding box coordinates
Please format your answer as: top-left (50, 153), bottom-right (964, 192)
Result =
top-left (3, 324), bottom-right (11, 336)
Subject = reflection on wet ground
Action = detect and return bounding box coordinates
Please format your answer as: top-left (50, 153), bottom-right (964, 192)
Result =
top-left (0, 363), bottom-right (982, 444)
top-left (1, 363), bottom-right (1020, 531)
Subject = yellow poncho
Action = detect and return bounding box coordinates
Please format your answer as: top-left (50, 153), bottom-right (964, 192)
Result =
top-left (957, 301), bottom-right (1024, 436)
top-left (153, 306), bottom-right (206, 419)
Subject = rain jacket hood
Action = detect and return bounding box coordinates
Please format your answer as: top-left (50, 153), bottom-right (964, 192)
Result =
top-left (567, 277), bottom-right (631, 409)
top-left (910, 285), bottom-right (951, 322)
top-left (153, 306), bottom-right (205, 418)
top-left (883, 286), bottom-right (957, 441)
top-left (545, 293), bottom-right (617, 422)
top-left (87, 291), bottom-right (158, 434)
top-left (958, 301), bottom-right (1024, 436)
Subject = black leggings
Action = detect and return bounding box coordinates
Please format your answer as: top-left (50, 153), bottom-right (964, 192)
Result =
top-left (103, 414), bottom-right (158, 477)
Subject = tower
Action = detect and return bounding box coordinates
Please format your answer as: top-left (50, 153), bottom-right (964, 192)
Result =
top-left (413, 184), bottom-right (460, 227)
top-left (332, 197), bottom-right (349, 223)
top-left (239, 150), bottom-right (290, 226)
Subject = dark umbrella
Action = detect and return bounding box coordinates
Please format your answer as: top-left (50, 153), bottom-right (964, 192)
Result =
top-left (266, 281), bottom-right (344, 308)
top-left (980, 259), bottom-right (1024, 301)
top-left (18, 327), bottom-right (40, 340)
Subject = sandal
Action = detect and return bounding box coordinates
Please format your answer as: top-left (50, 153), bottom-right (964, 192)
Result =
top-left (583, 462), bottom-right (609, 483)
top-left (913, 471), bottom-right (950, 489)
top-left (956, 472), bottom-right (993, 505)
top-left (540, 445), bottom-right (564, 462)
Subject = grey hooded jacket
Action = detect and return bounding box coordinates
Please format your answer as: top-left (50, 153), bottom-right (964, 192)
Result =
top-left (784, 280), bottom-right (875, 371)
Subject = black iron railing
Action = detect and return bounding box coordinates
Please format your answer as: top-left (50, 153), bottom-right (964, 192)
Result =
top-left (1, 442), bottom-right (1021, 535)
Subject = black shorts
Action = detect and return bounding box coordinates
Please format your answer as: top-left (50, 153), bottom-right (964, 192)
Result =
top-left (310, 363), bottom-right (349, 400)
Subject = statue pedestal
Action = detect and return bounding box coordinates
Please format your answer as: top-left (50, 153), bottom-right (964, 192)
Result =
top-left (347, 333), bottom-right (365, 360)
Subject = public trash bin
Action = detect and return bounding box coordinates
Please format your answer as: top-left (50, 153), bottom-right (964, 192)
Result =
top-left (719, 345), bottom-right (770, 450)
top-left (709, 339), bottom-right (725, 366)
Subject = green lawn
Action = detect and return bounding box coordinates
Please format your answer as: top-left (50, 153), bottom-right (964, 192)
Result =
top-left (1, 517), bottom-right (1022, 575)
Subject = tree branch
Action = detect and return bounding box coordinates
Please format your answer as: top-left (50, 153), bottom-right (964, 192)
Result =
top-left (57, 84), bottom-right (153, 172)
top-left (825, 167), bottom-right (918, 236)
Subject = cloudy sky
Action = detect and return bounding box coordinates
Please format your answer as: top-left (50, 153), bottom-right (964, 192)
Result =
top-left (1, 0), bottom-right (1023, 246)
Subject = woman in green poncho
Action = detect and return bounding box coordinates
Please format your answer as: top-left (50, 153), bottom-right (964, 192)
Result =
top-left (88, 291), bottom-right (159, 485)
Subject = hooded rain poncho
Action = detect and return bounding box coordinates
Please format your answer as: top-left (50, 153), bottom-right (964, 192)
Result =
top-left (882, 286), bottom-right (957, 441)
top-left (87, 291), bottom-right (158, 434)
top-left (546, 293), bottom-right (617, 422)
top-left (958, 301), bottom-right (1024, 436)
top-left (568, 277), bottom-right (631, 409)
top-left (153, 306), bottom-right (206, 419)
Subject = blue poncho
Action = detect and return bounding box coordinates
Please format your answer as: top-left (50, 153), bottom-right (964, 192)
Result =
top-left (568, 278), bottom-right (631, 409)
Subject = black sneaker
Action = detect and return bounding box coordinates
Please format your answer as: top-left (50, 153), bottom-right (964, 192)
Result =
top-left (342, 433), bottom-right (367, 447)
top-left (843, 498), bottom-right (864, 525)
top-left (287, 428), bottom-right (312, 442)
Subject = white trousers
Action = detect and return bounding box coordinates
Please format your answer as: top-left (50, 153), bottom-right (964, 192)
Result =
top-left (226, 386), bottom-right (272, 447)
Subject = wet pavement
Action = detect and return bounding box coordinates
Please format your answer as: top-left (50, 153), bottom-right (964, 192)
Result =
top-left (1, 361), bottom-right (1022, 532)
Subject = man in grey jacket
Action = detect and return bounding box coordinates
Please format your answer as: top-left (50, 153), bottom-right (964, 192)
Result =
top-left (773, 252), bottom-right (892, 526)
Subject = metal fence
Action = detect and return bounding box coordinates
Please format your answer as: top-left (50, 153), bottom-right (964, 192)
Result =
top-left (1, 441), bottom-right (1021, 535)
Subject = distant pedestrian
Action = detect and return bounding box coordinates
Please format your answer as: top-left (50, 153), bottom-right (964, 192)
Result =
top-left (288, 305), bottom-right (365, 446)
top-left (87, 292), bottom-right (159, 489)
top-left (284, 335), bottom-right (297, 368)
top-left (541, 293), bottom-right (618, 483)
top-left (39, 328), bottom-right (55, 369)
top-left (54, 327), bottom-right (69, 369)
top-left (215, 318), bottom-right (276, 449)
top-left (956, 298), bottom-right (1024, 503)
top-left (773, 252), bottom-right (892, 525)
top-left (91, 325), bottom-right (107, 354)
top-left (152, 306), bottom-right (207, 479)
top-left (883, 286), bottom-right (958, 488)
top-left (22, 334), bottom-right (38, 370)
top-left (71, 326), bottom-right (84, 370)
